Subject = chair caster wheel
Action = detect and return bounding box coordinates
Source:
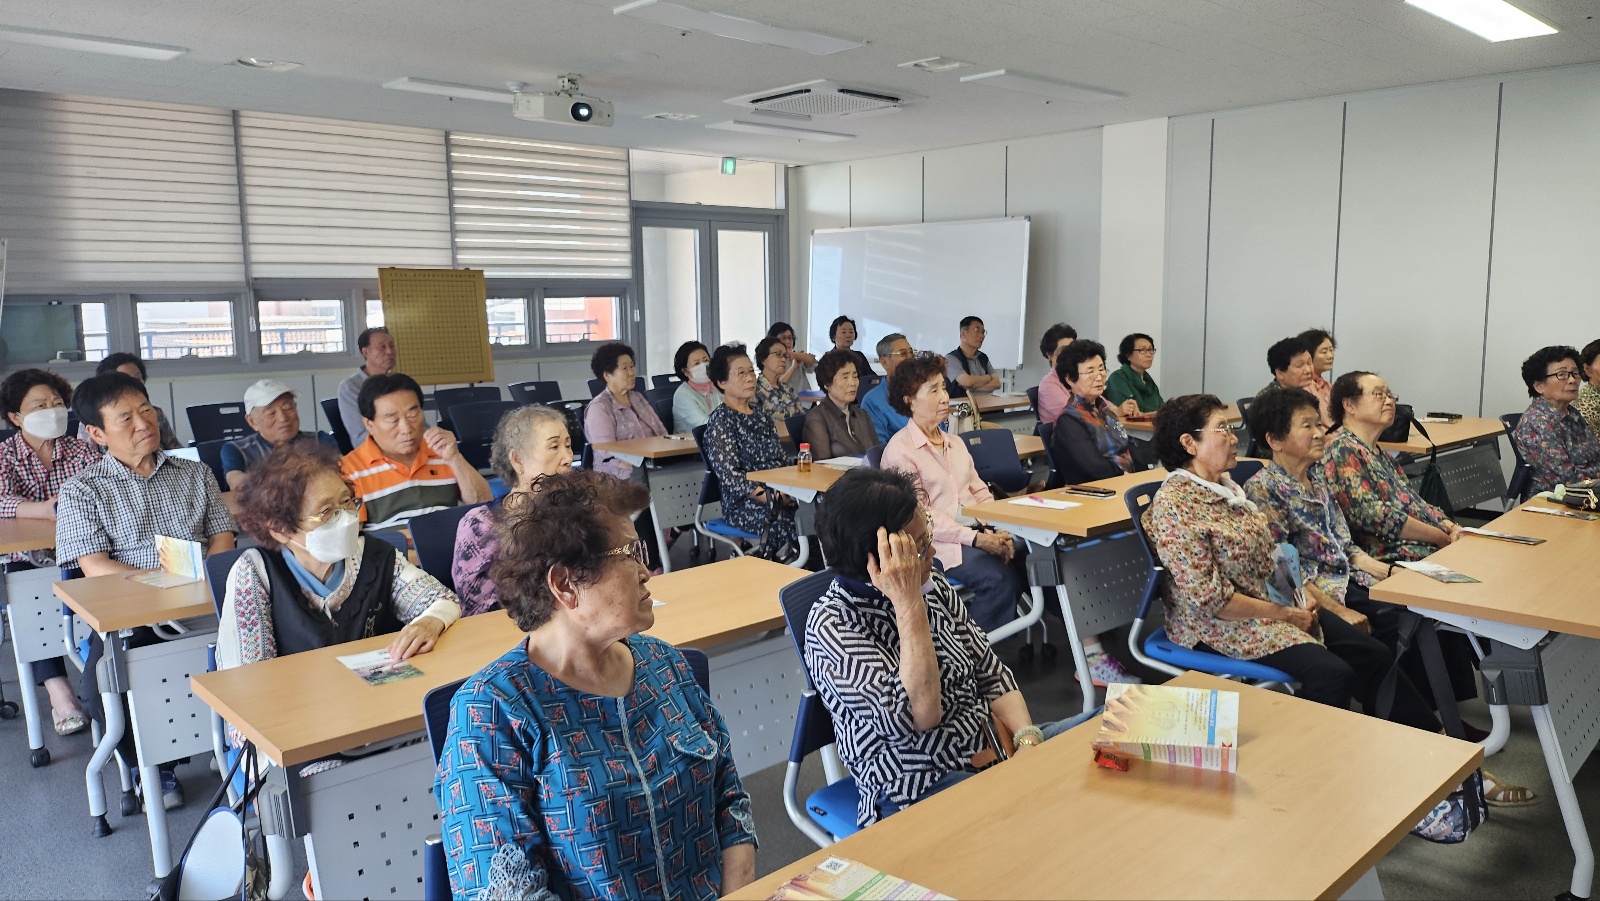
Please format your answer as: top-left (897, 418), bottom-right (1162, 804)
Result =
top-left (1041, 643), bottom-right (1059, 661)
top-left (1017, 644), bottom-right (1034, 664)
top-left (121, 791), bottom-right (141, 817)
top-left (29, 747), bottom-right (50, 768)
top-left (91, 815), bottom-right (112, 837)
top-left (0, 701), bottom-right (18, 719)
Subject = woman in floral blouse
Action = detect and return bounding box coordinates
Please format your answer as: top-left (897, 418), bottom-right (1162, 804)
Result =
top-left (1143, 393), bottom-right (1435, 727)
top-left (704, 343), bottom-right (798, 558)
top-left (1578, 339), bottom-right (1600, 438)
top-left (754, 335), bottom-right (805, 421)
top-left (1321, 372), bottom-right (1461, 562)
top-left (1512, 345), bottom-right (1600, 494)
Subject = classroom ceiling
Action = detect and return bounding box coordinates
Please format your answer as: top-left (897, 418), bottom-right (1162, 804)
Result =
top-left (1, 0), bottom-right (1598, 165)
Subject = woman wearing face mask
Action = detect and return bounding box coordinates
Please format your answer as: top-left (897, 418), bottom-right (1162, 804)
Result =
top-left (218, 444), bottom-right (460, 675)
top-left (0, 368), bottom-right (97, 735)
top-left (671, 340), bottom-right (722, 432)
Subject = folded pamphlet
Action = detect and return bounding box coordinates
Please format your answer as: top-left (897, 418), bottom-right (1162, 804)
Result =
top-left (766, 856), bottom-right (952, 901)
top-left (1008, 496), bottom-right (1080, 510)
top-left (1093, 683), bottom-right (1239, 773)
top-left (1524, 505), bottom-right (1600, 522)
top-left (1460, 527), bottom-right (1545, 546)
top-left (129, 535), bottom-right (205, 588)
top-left (336, 648), bottom-right (423, 686)
top-left (1263, 543), bottom-right (1306, 608)
top-left (817, 456), bottom-right (863, 468)
top-left (1397, 561), bottom-right (1479, 584)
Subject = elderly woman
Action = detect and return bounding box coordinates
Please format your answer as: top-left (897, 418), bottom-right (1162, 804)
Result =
top-left (767, 321), bottom-right (817, 392)
top-left (754, 336), bottom-right (805, 420)
top-left (1512, 345), bottom-right (1600, 494)
top-left (1049, 339), bottom-right (1135, 485)
top-left (1299, 328), bottom-right (1337, 416)
top-left (1577, 339), bottom-right (1600, 438)
top-left (219, 444), bottom-right (460, 676)
top-left (1034, 323), bottom-right (1078, 425)
top-left (801, 349), bottom-right (879, 459)
top-left (827, 315), bottom-right (878, 387)
top-left (880, 352), bottom-right (1022, 633)
top-left (806, 467), bottom-right (1099, 827)
top-left (452, 405), bottom-right (573, 616)
top-left (0, 368), bottom-right (97, 735)
top-left (435, 469), bottom-right (756, 900)
top-left (704, 343), bottom-right (798, 558)
top-left (584, 341), bottom-right (666, 480)
top-left (1105, 333), bottom-right (1162, 415)
top-left (1144, 394), bottom-right (1436, 729)
top-left (1321, 372), bottom-right (1461, 562)
top-left (671, 340), bottom-right (722, 432)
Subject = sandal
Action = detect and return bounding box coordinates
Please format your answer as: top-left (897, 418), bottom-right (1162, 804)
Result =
top-left (1482, 770), bottom-right (1538, 807)
top-left (53, 709), bottom-right (89, 736)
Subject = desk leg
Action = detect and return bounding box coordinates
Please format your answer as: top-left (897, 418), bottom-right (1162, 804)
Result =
top-left (1052, 585), bottom-right (1097, 718)
top-left (1534, 704), bottom-right (1594, 900)
top-left (14, 656), bottom-right (46, 764)
top-left (1483, 703), bottom-right (1511, 758)
top-left (649, 495), bottom-right (675, 574)
top-left (85, 687), bottom-right (123, 837)
top-left (1338, 866), bottom-right (1384, 901)
top-left (139, 760), bottom-right (174, 876)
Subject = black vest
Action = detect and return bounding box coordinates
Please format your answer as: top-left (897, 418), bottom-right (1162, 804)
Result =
top-left (260, 539), bottom-right (402, 657)
top-left (947, 347), bottom-right (991, 399)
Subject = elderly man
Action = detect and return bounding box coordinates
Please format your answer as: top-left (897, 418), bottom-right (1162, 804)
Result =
top-left (220, 379), bottom-right (329, 489)
top-left (862, 333), bottom-right (915, 442)
top-left (1257, 335), bottom-right (1330, 427)
top-left (946, 315), bottom-right (1002, 398)
top-left (338, 326), bottom-right (397, 447)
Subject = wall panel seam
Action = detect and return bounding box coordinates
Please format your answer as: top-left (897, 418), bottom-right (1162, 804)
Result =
top-left (1478, 81), bottom-right (1506, 419)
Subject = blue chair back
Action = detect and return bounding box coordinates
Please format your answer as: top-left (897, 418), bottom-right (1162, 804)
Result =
top-left (370, 529), bottom-right (409, 555)
top-left (410, 504), bottom-right (482, 593)
top-left (555, 400), bottom-right (589, 465)
top-left (320, 398), bottom-right (354, 454)
top-left (204, 548), bottom-right (248, 616)
top-left (862, 443), bottom-right (886, 469)
top-left (508, 381), bottom-right (562, 406)
top-left (194, 438), bottom-right (231, 493)
top-left (679, 647), bottom-right (710, 693)
top-left (1036, 420), bottom-right (1062, 484)
top-left (644, 386), bottom-right (676, 434)
top-left (186, 402), bottom-right (252, 443)
top-left (1122, 482), bottom-right (1166, 621)
top-left (1229, 459), bottom-right (1264, 485)
top-left (652, 373), bottom-right (682, 390)
top-left (450, 400), bottom-right (518, 471)
top-left (959, 429), bottom-right (1030, 495)
top-left (1236, 396), bottom-right (1259, 458)
top-left (1500, 413), bottom-right (1532, 503)
top-left (1026, 386), bottom-right (1040, 419)
top-left (588, 376), bottom-right (645, 398)
top-left (690, 425), bottom-right (724, 506)
top-left (779, 569), bottom-right (835, 671)
top-left (434, 387), bottom-right (502, 432)
top-left (785, 412), bottom-right (809, 451)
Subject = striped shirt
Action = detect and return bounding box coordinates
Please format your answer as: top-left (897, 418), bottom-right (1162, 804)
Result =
top-left (804, 571), bottom-right (1019, 827)
top-left (0, 432), bottom-right (101, 566)
top-left (55, 450), bottom-right (237, 570)
top-left (341, 436), bottom-right (462, 530)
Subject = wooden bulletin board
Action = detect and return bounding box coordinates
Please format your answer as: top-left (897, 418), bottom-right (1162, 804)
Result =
top-left (377, 267), bottom-right (494, 386)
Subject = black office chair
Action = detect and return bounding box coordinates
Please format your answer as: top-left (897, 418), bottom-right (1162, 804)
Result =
top-left (434, 386), bottom-right (502, 432)
top-left (555, 400), bottom-right (590, 467)
top-left (1499, 413), bottom-right (1533, 505)
top-left (186, 402), bottom-right (252, 443)
top-left (1236, 396), bottom-right (1260, 458)
top-left (450, 400), bottom-right (518, 471)
top-left (643, 386), bottom-right (677, 434)
top-left (409, 504), bottom-right (484, 594)
top-left (960, 429), bottom-right (1030, 495)
top-left (1036, 420), bottom-right (1062, 487)
top-left (1026, 386), bottom-right (1040, 420)
top-left (784, 412), bottom-right (809, 453)
top-left (320, 398), bottom-right (353, 454)
top-left (507, 381), bottom-right (562, 406)
top-left (587, 377), bottom-right (645, 398)
top-left (651, 373), bottom-right (682, 390)
top-left (1229, 459), bottom-right (1265, 484)
top-left (194, 439), bottom-right (231, 491)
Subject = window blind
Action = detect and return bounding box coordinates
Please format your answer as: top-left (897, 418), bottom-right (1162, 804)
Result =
top-left (448, 133), bottom-right (631, 280)
top-left (0, 90), bottom-right (245, 290)
top-left (238, 112), bottom-right (452, 278)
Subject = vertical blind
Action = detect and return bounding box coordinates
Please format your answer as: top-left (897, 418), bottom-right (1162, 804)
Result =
top-left (0, 90), bottom-right (245, 290)
top-left (448, 133), bottom-right (631, 279)
top-left (237, 112), bottom-right (452, 278)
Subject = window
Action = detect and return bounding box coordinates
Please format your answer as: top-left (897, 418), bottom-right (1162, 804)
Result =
top-left (257, 299), bottom-right (345, 355)
top-left (134, 297), bottom-right (237, 360)
top-left (0, 300), bottom-right (109, 364)
top-left (543, 296), bottom-right (621, 345)
top-left (487, 297), bottom-right (530, 346)
top-left (365, 298), bottom-right (385, 328)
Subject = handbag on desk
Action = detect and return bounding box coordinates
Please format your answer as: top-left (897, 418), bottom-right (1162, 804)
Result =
top-left (1388, 413), bottom-right (1454, 516)
top-left (1555, 479), bottom-right (1600, 511)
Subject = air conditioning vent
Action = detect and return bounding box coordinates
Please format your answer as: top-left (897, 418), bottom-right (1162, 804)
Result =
top-left (726, 80), bottom-right (917, 119)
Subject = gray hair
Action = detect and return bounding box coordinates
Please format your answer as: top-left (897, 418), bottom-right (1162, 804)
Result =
top-left (490, 404), bottom-right (570, 485)
top-left (875, 332), bottom-right (907, 360)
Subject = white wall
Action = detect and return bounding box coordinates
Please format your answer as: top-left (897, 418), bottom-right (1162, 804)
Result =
top-left (1098, 119), bottom-right (1169, 382)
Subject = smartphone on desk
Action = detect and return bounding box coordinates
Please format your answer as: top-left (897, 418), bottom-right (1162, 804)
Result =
top-left (1060, 484), bottom-right (1116, 499)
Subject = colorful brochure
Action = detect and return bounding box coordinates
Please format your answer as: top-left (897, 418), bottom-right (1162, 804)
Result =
top-left (1093, 683), bottom-right (1240, 773)
top-left (1009, 496), bottom-right (1080, 510)
top-left (129, 535), bottom-right (205, 588)
top-left (1460, 527), bottom-right (1545, 546)
top-left (1524, 505), bottom-right (1600, 522)
top-left (336, 649), bottom-right (423, 686)
top-left (1397, 561), bottom-right (1479, 583)
top-left (766, 856), bottom-right (952, 900)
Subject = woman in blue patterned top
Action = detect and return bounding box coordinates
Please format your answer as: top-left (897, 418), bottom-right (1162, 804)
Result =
top-left (704, 343), bottom-right (799, 557)
top-left (434, 470), bottom-right (757, 900)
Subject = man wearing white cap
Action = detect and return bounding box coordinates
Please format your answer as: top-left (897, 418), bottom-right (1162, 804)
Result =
top-left (220, 379), bottom-right (326, 490)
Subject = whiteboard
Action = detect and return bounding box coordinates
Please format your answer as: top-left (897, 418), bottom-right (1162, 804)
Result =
top-left (807, 217), bottom-right (1030, 371)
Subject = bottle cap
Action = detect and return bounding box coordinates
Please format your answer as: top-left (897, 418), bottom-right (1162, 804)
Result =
top-left (800, 443), bottom-right (810, 450)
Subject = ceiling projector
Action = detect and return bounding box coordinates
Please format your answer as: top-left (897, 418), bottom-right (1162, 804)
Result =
top-left (513, 75), bottom-right (614, 127)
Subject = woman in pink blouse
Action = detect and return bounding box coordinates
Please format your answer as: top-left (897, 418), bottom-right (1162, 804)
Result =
top-left (880, 352), bottom-right (1022, 633)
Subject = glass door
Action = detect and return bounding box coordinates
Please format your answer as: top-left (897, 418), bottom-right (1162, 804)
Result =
top-left (639, 220), bottom-right (707, 379)
top-left (712, 223), bottom-right (773, 350)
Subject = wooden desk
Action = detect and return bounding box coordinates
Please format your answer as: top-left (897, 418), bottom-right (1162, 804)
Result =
top-left (963, 468), bottom-right (1167, 539)
top-left (54, 572), bottom-right (215, 634)
top-left (1376, 416), bottom-right (1503, 455)
top-left (731, 672), bottom-right (1480, 901)
top-left (1014, 433), bottom-right (1045, 459)
top-left (591, 434), bottom-right (703, 573)
top-left (191, 556), bottom-right (804, 767)
top-left (0, 517), bottom-right (56, 556)
top-left (590, 434), bottom-right (701, 463)
top-left (972, 392), bottom-right (1033, 416)
top-left (1121, 401), bottom-right (1241, 434)
top-left (748, 463), bottom-right (848, 495)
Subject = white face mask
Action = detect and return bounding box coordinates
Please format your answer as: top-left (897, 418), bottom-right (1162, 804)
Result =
top-left (295, 510), bottom-right (361, 564)
top-left (689, 362), bottom-right (710, 383)
top-left (20, 407), bottom-right (69, 441)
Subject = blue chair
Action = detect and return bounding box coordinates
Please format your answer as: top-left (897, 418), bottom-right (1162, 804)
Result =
top-left (1026, 385), bottom-right (1040, 420)
top-left (203, 549), bottom-right (249, 800)
top-left (587, 376), bottom-right (645, 398)
top-left (689, 425), bottom-right (764, 558)
top-left (420, 647), bottom-right (711, 901)
top-left (409, 504), bottom-right (484, 594)
top-left (186, 402), bottom-right (252, 443)
top-left (960, 429), bottom-right (1030, 495)
top-left (320, 398), bottom-right (354, 454)
top-left (644, 386), bottom-right (677, 434)
top-left (778, 569), bottom-right (862, 847)
top-left (1499, 413), bottom-right (1532, 505)
top-left (369, 529), bottom-right (409, 556)
top-left (1229, 459), bottom-right (1264, 484)
top-left (193, 438), bottom-right (232, 493)
top-left (1122, 482), bottom-right (1295, 688)
top-left (487, 477), bottom-right (511, 500)
top-left (433, 386), bottom-right (502, 432)
top-left (862, 443), bottom-right (886, 469)
top-left (507, 380), bottom-right (561, 406)
top-left (450, 400), bottom-right (518, 471)
top-left (785, 412), bottom-right (809, 452)
top-left (556, 399), bottom-right (589, 466)
top-left (651, 373), bottom-right (682, 390)
top-left (1236, 396), bottom-right (1259, 459)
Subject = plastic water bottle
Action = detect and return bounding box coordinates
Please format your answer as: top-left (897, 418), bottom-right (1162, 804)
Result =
top-left (797, 442), bottom-right (812, 473)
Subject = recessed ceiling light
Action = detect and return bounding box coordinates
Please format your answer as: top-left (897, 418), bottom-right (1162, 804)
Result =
top-left (614, 0), bottom-right (862, 55)
top-left (898, 57), bottom-right (971, 73)
top-left (382, 77), bottom-right (513, 104)
top-left (233, 58), bottom-right (302, 73)
top-left (959, 69), bottom-right (1121, 103)
top-left (706, 120), bottom-right (854, 142)
top-left (0, 25), bottom-right (186, 60)
top-left (1404, 0), bottom-right (1557, 41)
top-left (647, 112), bottom-right (699, 121)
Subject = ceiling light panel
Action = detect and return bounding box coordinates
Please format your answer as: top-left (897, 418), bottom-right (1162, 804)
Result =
top-left (898, 57), bottom-right (972, 73)
top-left (614, 0), bottom-right (862, 54)
top-left (0, 25), bottom-right (186, 60)
top-left (706, 120), bottom-right (854, 142)
top-left (382, 77), bottom-right (513, 104)
top-left (234, 58), bottom-right (302, 72)
top-left (1404, 0), bottom-right (1557, 42)
top-left (959, 69), bottom-right (1121, 103)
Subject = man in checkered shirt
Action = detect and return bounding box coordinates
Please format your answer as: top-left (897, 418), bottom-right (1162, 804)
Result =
top-left (56, 371), bottom-right (237, 811)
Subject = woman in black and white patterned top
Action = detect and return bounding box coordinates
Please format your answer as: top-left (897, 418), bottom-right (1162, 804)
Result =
top-left (803, 466), bottom-right (1098, 827)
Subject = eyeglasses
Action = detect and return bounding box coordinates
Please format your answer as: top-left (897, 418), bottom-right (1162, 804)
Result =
top-left (1359, 389), bottom-right (1399, 401)
top-left (1545, 370), bottom-right (1582, 383)
top-left (1132, 346), bottom-right (1157, 354)
top-left (1191, 426), bottom-right (1237, 438)
top-left (882, 348), bottom-right (915, 359)
top-left (302, 495), bottom-right (359, 529)
top-left (601, 538), bottom-right (650, 569)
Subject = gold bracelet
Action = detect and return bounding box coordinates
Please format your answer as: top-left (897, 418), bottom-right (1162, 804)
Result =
top-left (1013, 725), bottom-right (1044, 747)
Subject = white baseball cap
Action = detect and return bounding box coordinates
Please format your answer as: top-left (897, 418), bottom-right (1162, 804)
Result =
top-left (243, 379), bottom-right (296, 414)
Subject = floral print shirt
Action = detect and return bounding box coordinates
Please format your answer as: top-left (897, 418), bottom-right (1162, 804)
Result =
top-left (703, 403), bottom-right (796, 548)
top-left (1320, 427), bottom-right (1448, 563)
top-left (1575, 382), bottom-right (1600, 440)
top-left (0, 432), bottom-right (100, 566)
top-left (1144, 472), bottom-right (1320, 660)
top-left (1243, 462), bottom-right (1374, 604)
top-left (452, 502), bottom-right (502, 617)
top-left (755, 375), bottom-right (804, 420)
top-left (1513, 396), bottom-right (1600, 494)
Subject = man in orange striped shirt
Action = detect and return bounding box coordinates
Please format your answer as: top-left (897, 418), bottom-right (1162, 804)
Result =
top-left (340, 373), bottom-right (492, 530)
